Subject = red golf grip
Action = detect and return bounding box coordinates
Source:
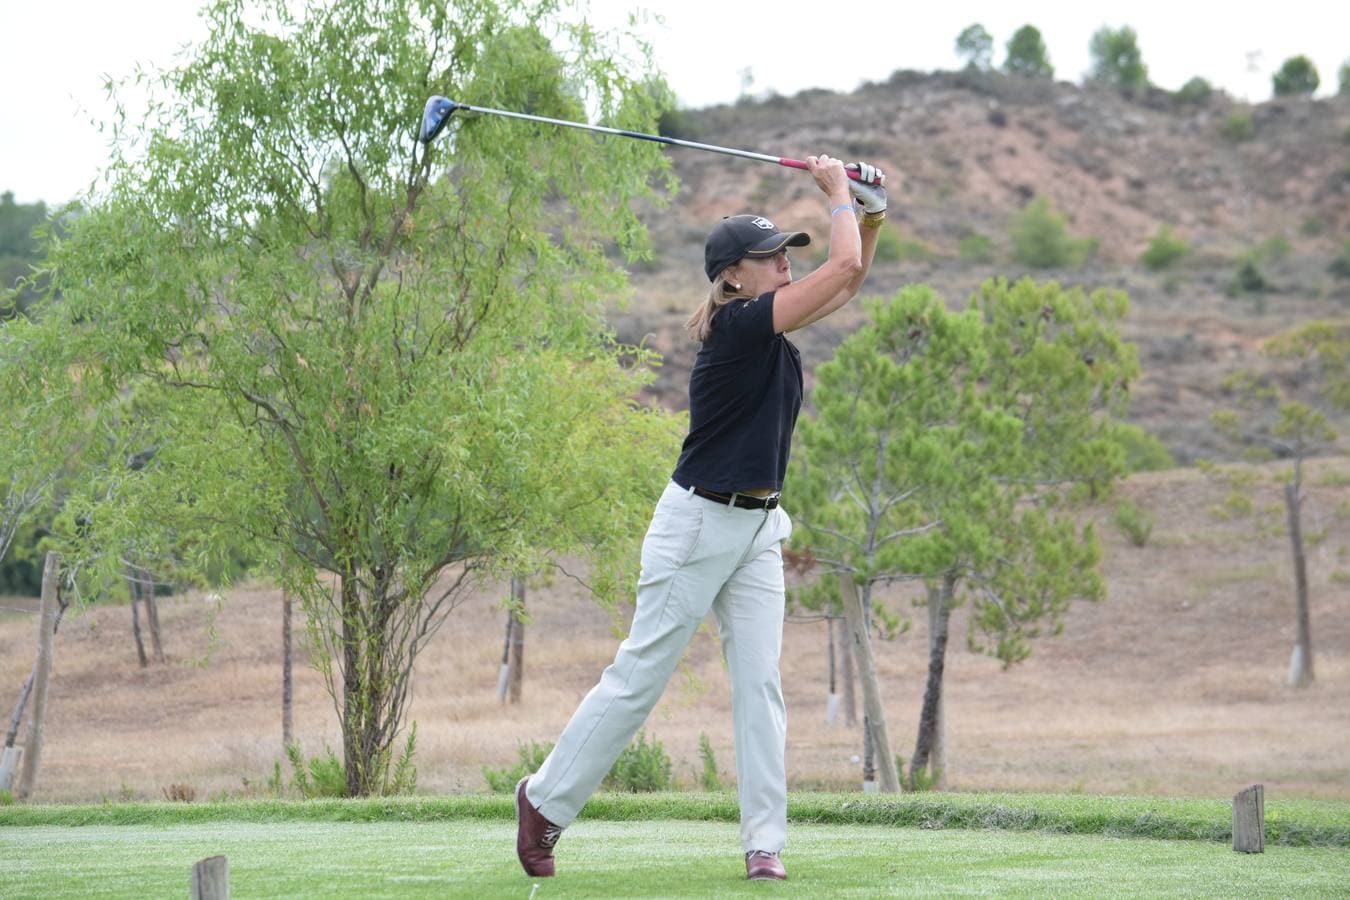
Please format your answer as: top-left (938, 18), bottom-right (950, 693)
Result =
top-left (778, 158), bottom-right (864, 180)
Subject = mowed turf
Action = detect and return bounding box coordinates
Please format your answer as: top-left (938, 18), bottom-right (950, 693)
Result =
top-left (4, 818), bottom-right (1349, 899)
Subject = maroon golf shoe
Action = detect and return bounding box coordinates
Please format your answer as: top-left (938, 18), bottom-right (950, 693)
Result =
top-left (746, 850), bottom-right (787, 881)
top-left (515, 777), bottom-right (563, 877)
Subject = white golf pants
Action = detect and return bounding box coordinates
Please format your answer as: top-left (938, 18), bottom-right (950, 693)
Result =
top-left (527, 480), bottom-right (793, 853)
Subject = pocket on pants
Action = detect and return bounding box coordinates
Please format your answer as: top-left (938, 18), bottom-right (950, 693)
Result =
top-left (641, 492), bottom-right (704, 570)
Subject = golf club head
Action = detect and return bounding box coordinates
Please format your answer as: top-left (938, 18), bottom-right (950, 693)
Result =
top-left (419, 96), bottom-right (459, 144)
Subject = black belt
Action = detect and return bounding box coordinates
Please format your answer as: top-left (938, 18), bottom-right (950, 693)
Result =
top-left (688, 485), bottom-right (780, 510)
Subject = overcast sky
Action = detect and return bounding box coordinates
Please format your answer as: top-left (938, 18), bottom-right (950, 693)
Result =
top-left (3, 1), bottom-right (1346, 206)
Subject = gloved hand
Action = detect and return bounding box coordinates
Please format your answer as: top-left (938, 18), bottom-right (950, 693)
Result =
top-left (847, 162), bottom-right (887, 215)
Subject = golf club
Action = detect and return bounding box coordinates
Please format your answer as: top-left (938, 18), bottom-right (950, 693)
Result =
top-left (419, 95), bottom-right (865, 180)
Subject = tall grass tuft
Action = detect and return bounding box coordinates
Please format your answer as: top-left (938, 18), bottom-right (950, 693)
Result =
top-left (604, 729), bottom-right (673, 792)
top-left (698, 733), bottom-right (722, 792)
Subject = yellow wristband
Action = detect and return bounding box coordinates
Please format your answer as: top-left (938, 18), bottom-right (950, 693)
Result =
top-left (860, 212), bottom-right (886, 230)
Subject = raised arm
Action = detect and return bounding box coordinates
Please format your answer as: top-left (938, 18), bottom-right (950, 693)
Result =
top-left (771, 156), bottom-right (863, 334)
top-left (793, 162), bottom-right (889, 330)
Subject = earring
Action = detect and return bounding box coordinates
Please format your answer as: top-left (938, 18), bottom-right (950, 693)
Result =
top-left (732, 282), bottom-right (742, 291)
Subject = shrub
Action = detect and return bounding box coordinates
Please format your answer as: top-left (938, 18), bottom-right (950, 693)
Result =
top-left (482, 739), bottom-right (554, 793)
top-left (1115, 499), bottom-right (1154, 547)
top-left (1010, 196), bottom-right (1093, 269)
top-left (266, 760), bottom-right (285, 796)
top-left (161, 783), bottom-right (197, 802)
top-left (285, 742), bottom-right (348, 799)
top-left (1340, 60), bottom-right (1350, 96)
top-left (1004, 25), bottom-right (1053, 80)
top-left (1230, 259), bottom-right (1268, 295)
top-left (1112, 422), bottom-right (1175, 472)
top-left (1329, 241), bottom-right (1350, 280)
top-left (604, 729), bottom-right (673, 792)
top-left (874, 226), bottom-right (931, 264)
top-left (904, 755), bottom-right (940, 792)
top-left (958, 232), bottom-right (994, 263)
top-left (698, 733), bottom-right (723, 791)
top-left (1088, 25), bottom-right (1149, 94)
top-left (872, 225), bottom-right (904, 262)
top-left (1253, 235), bottom-right (1291, 263)
top-left (1222, 112), bottom-right (1254, 142)
top-left (1300, 216), bottom-right (1326, 237)
top-left (1272, 55), bottom-right (1320, 97)
top-left (1140, 225), bottom-right (1188, 271)
top-left (657, 107), bottom-right (701, 140)
top-left (1175, 76), bottom-right (1213, 104)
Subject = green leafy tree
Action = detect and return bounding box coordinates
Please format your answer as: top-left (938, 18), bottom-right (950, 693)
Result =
top-left (1004, 25), bottom-right (1054, 80)
top-left (955, 24), bottom-right (994, 71)
top-left (903, 280), bottom-right (1135, 788)
top-left (790, 287), bottom-right (976, 792)
top-left (1212, 323), bottom-right (1349, 688)
top-left (1011, 197), bottom-right (1094, 269)
top-left (24, 0), bottom-right (682, 795)
top-left (0, 192), bottom-right (57, 320)
top-left (1272, 55), bottom-right (1320, 96)
top-left (790, 279), bottom-right (1137, 790)
top-left (0, 304), bottom-right (91, 585)
top-left (1088, 25), bottom-right (1149, 94)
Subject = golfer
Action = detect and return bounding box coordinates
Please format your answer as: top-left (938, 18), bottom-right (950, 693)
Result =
top-left (516, 154), bottom-right (887, 882)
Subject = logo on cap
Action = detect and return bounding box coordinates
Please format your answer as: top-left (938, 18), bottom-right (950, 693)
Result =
top-left (750, 217), bottom-right (775, 230)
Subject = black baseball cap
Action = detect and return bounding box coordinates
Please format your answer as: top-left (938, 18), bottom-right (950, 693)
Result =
top-left (704, 214), bottom-right (811, 282)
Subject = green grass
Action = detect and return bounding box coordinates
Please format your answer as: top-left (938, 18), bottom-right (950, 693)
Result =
top-left (4, 791), bottom-right (1349, 846)
top-left (3, 819), bottom-right (1348, 898)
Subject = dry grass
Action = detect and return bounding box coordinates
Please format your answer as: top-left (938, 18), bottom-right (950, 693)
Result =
top-left (2, 461), bottom-right (1348, 804)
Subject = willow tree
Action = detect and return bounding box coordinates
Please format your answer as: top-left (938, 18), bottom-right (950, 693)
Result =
top-left (27, 0), bottom-right (682, 795)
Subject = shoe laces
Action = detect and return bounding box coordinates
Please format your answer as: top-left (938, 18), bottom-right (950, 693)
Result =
top-left (541, 824), bottom-right (562, 849)
top-left (747, 850), bottom-right (778, 861)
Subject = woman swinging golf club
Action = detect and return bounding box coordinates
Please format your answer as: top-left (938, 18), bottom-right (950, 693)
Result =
top-left (516, 154), bottom-right (887, 883)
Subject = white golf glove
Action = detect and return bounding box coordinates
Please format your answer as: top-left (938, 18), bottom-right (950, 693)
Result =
top-left (847, 161), bottom-right (887, 214)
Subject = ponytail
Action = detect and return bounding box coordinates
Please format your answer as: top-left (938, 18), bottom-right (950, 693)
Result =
top-left (685, 276), bottom-right (740, 342)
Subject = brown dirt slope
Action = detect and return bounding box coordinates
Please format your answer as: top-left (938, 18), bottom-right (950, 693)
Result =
top-left (611, 73), bottom-right (1350, 464)
top-left (1, 459), bottom-right (1346, 804)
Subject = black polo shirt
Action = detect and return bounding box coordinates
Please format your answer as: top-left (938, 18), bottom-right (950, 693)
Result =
top-left (671, 292), bottom-right (803, 494)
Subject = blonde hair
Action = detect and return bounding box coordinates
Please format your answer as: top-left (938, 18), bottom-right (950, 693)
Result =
top-left (685, 275), bottom-right (744, 342)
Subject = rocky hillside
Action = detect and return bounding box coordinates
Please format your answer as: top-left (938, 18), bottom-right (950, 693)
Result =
top-left (609, 71), bottom-right (1350, 464)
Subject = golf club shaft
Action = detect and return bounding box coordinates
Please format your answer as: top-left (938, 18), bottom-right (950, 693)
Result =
top-left (454, 102), bottom-right (861, 179)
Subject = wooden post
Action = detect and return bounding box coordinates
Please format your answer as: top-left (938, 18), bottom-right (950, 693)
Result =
top-left (1232, 784), bottom-right (1265, 853)
top-left (15, 552), bottom-right (60, 800)
top-left (281, 591), bottom-right (293, 747)
top-left (190, 855), bottom-right (229, 899)
top-left (837, 573), bottom-right (901, 793)
top-left (0, 746), bottom-right (20, 791)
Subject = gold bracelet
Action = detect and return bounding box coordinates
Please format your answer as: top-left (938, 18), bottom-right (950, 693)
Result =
top-left (860, 212), bottom-right (886, 230)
